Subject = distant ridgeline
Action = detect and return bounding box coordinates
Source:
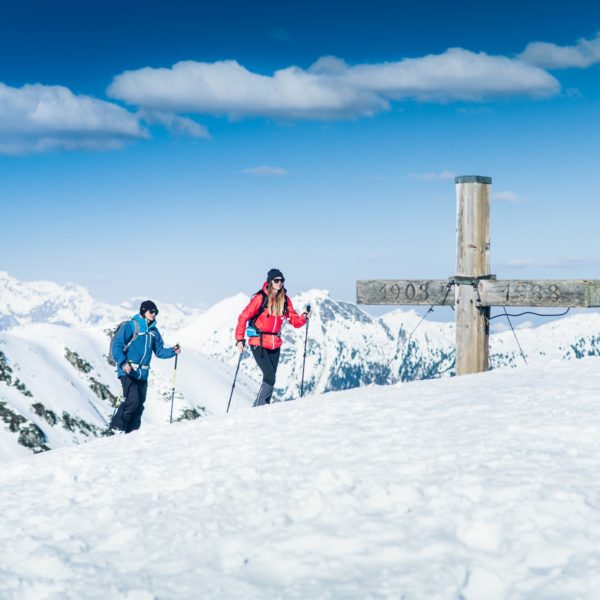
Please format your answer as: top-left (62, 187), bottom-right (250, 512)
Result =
top-left (196, 293), bottom-right (600, 401)
top-left (2, 270), bottom-right (600, 459)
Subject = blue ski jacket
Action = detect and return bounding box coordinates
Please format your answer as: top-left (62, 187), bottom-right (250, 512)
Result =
top-left (112, 314), bottom-right (176, 381)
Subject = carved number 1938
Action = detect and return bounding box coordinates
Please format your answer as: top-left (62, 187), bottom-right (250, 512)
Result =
top-left (502, 283), bottom-right (561, 303)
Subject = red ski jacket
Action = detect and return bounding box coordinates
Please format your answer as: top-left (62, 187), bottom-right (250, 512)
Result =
top-left (235, 283), bottom-right (307, 350)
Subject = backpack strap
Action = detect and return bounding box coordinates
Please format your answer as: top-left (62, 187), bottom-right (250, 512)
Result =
top-left (249, 290), bottom-right (269, 330)
top-left (123, 319), bottom-right (140, 354)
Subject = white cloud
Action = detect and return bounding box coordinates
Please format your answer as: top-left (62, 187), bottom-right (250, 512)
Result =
top-left (107, 48), bottom-right (559, 121)
top-left (409, 170), bottom-right (455, 182)
top-left (140, 110), bottom-right (210, 138)
top-left (243, 165), bottom-right (288, 177)
top-left (108, 59), bottom-right (385, 120)
top-left (0, 82), bottom-right (147, 154)
top-left (492, 191), bottom-right (523, 203)
top-left (338, 48), bottom-right (558, 101)
top-left (519, 32), bottom-right (600, 69)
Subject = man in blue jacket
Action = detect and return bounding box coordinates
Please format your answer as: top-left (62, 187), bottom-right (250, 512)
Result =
top-left (108, 300), bottom-right (181, 434)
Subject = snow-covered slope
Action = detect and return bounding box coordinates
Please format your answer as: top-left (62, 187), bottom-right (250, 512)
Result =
top-left (1, 358), bottom-right (599, 598)
top-left (0, 272), bottom-right (247, 461)
top-left (490, 312), bottom-right (600, 367)
top-left (0, 323), bottom-right (255, 462)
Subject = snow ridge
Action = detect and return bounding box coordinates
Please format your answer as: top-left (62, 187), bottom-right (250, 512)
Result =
top-left (1, 358), bottom-right (599, 598)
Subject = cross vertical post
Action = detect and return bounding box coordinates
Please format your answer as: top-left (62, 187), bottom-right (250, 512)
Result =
top-left (454, 175), bottom-right (492, 375)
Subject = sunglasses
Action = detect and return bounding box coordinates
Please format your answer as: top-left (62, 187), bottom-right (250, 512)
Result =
top-left (272, 278), bottom-right (284, 284)
top-left (148, 309), bottom-right (159, 315)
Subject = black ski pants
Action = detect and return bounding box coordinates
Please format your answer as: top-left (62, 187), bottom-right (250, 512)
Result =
top-left (251, 346), bottom-right (280, 406)
top-left (110, 375), bottom-right (148, 433)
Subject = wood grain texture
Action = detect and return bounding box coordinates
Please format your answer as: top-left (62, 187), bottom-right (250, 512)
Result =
top-left (455, 179), bottom-right (491, 375)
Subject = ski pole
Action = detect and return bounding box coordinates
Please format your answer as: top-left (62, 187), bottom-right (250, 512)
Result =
top-left (110, 397), bottom-right (121, 423)
top-left (300, 305), bottom-right (311, 398)
top-left (169, 351), bottom-right (179, 424)
top-left (227, 348), bottom-right (244, 413)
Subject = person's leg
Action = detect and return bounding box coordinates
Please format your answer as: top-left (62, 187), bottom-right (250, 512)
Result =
top-left (110, 376), bottom-right (138, 431)
top-left (255, 382), bottom-right (273, 406)
top-left (267, 347), bottom-right (281, 372)
top-left (251, 347), bottom-right (280, 406)
top-left (261, 348), bottom-right (281, 403)
top-left (127, 379), bottom-right (148, 432)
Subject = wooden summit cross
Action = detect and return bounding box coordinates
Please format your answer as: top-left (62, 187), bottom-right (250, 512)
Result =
top-left (357, 175), bottom-right (600, 376)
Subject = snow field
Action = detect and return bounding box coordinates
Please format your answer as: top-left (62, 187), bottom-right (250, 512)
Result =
top-left (1, 358), bottom-right (600, 598)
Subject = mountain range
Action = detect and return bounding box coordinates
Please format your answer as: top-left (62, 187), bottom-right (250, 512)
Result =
top-left (1, 270), bottom-right (600, 461)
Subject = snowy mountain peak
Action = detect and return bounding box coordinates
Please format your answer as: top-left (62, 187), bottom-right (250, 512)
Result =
top-left (118, 297), bottom-right (204, 331)
top-left (0, 271), bottom-right (111, 330)
top-left (177, 293), bottom-right (251, 353)
top-left (0, 272), bottom-right (202, 332)
top-left (293, 288), bottom-right (331, 302)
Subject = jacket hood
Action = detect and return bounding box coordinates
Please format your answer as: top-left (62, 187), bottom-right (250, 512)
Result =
top-left (132, 313), bottom-right (157, 330)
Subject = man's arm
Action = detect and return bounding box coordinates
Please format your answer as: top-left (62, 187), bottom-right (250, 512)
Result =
top-left (153, 329), bottom-right (177, 359)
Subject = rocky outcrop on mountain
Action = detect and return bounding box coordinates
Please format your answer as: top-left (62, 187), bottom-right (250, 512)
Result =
top-left (0, 350), bottom-right (33, 397)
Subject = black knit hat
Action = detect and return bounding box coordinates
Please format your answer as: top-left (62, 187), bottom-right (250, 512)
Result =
top-left (140, 300), bottom-right (158, 316)
top-left (267, 268), bottom-right (284, 283)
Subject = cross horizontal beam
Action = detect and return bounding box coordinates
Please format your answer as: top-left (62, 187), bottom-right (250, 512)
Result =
top-left (357, 280), bottom-right (453, 306)
top-left (357, 279), bottom-right (600, 308)
top-left (478, 279), bottom-right (600, 307)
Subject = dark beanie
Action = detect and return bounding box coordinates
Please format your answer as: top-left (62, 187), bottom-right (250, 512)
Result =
top-left (267, 268), bottom-right (284, 283)
top-left (140, 300), bottom-right (158, 315)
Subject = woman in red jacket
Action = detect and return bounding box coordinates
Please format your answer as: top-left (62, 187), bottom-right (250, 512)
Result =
top-left (236, 268), bottom-right (309, 406)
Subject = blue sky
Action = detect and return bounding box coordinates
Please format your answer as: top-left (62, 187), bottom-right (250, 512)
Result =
top-left (1, 0), bottom-right (600, 319)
